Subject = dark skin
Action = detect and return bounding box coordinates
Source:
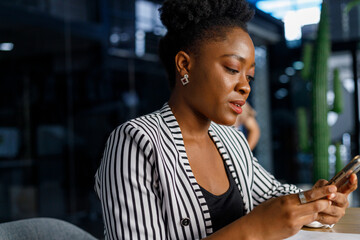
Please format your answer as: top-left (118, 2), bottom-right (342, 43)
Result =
top-left (169, 27), bottom-right (253, 195)
top-left (168, 27), bottom-right (358, 239)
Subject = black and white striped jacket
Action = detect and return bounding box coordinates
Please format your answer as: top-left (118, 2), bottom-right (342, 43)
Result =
top-left (94, 103), bottom-right (299, 240)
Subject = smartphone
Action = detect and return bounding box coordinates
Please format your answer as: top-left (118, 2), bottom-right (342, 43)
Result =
top-left (326, 155), bottom-right (360, 188)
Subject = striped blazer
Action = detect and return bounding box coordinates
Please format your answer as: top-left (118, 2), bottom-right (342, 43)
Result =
top-left (94, 103), bottom-right (299, 240)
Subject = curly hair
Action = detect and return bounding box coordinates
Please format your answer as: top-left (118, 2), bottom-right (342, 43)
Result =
top-left (158, 0), bottom-right (254, 89)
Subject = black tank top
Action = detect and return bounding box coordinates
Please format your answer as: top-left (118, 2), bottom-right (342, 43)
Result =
top-left (199, 162), bottom-right (244, 233)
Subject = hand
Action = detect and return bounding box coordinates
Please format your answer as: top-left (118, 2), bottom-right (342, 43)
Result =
top-left (315, 174), bottom-right (358, 225)
top-left (338, 173), bottom-right (358, 194)
top-left (242, 186), bottom-right (334, 240)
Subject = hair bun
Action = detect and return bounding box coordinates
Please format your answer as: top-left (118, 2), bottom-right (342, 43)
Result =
top-left (159, 0), bottom-right (254, 33)
top-left (159, 0), bottom-right (211, 33)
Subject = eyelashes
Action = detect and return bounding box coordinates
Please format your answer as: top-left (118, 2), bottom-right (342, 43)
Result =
top-left (247, 76), bottom-right (255, 82)
top-left (225, 67), bottom-right (255, 82)
top-left (225, 66), bottom-right (239, 74)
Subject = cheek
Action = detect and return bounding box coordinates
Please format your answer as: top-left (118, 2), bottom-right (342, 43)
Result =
top-left (221, 76), bottom-right (236, 90)
top-left (190, 64), bottom-right (235, 104)
top-left (207, 66), bottom-right (234, 91)
top-left (213, 75), bottom-right (237, 99)
top-left (204, 77), bottom-right (231, 104)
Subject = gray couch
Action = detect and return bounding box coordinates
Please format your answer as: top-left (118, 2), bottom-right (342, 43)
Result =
top-left (0, 218), bottom-right (97, 240)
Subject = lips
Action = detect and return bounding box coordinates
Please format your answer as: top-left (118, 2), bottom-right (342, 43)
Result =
top-left (229, 100), bottom-right (245, 114)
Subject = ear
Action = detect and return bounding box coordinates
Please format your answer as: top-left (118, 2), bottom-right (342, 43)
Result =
top-left (175, 51), bottom-right (191, 76)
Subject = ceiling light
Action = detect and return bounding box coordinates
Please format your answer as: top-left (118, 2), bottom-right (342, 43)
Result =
top-left (0, 43), bottom-right (14, 51)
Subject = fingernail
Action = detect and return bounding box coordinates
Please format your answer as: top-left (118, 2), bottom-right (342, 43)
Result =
top-left (329, 186), bottom-right (337, 193)
top-left (328, 193), bottom-right (336, 199)
top-left (351, 175), bottom-right (357, 183)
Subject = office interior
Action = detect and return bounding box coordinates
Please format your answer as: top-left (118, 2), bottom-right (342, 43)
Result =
top-left (0, 0), bottom-right (359, 238)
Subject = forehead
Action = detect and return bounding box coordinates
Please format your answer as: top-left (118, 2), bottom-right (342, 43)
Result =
top-left (195, 27), bottom-right (255, 62)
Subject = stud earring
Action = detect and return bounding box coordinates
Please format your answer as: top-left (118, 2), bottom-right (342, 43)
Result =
top-left (180, 74), bottom-right (189, 86)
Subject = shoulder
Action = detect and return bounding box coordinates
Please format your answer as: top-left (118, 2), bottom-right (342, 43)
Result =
top-left (129, 109), bottom-right (163, 129)
top-left (108, 107), bottom-right (171, 153)
top-left (115, 110), bottom-right (160, 137)
top-left (127, 107), bottom-right (169, 138)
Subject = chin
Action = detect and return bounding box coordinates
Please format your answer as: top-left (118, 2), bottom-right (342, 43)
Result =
top-left (212, 115), bottom-right (237, 126)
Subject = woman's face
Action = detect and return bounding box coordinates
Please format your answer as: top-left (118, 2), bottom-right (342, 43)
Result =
top-left (183, 27), bottom-right (255, 126)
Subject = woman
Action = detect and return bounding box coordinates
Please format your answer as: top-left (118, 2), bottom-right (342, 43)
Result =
top-left (95, 0), bottom-right (358, 239)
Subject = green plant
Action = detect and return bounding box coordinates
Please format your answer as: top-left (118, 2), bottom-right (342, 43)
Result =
top-left (312, 1), bottom-right (331, 181)
top-left (333, 68), bottom-right (343, 113)
top-left (345, 0), bottom-right (360, 13)
top-left (335, 143), bottom-right (343, 174)
top-left (301, 43), bottom-right (313, 80)
top-left (297, 2), bottom-right (348, 182)
top-left (296, 108), bottom-right (310, 153)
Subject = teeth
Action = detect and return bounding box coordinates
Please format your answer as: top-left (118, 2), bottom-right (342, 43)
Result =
top-left (235, 104), bottom-right (240, 107)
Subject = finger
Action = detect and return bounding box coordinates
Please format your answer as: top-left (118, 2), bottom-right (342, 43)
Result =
top-left (299, 199), bottom-right (332, 216)
top-left (313, 179), bottom-right (328, 188)
top-left (298, 213), bottom-right (319, 226)
top-left (337, 174), bottom-right (357, 194)
top-left (350, 173), bottom-right (358, 184)
top-left (303, 185), bottom-right (337, 203)
top-left (338, 174), bottom-right (358, 194)
top-left (327, 192), bottom-right (349, 208)
top-left (316, 213), bottom-right (340, 225)
top-left (319, 202), bottom-right (347, 217)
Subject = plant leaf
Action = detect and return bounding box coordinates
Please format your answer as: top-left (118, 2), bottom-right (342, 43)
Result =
top-left (346, 0), bottom-right (360, 13)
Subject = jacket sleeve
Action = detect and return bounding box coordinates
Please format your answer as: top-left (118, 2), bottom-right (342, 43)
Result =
top-left (251, 156), bottom-right (301, 207)
top-left (94, 122), bottom-right (167, 240)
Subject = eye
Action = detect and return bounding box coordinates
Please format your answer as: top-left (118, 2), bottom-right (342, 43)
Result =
top-left (247, 75), bottom-right (255, 82)
top-left (225, 67), bottom-right (239, 74)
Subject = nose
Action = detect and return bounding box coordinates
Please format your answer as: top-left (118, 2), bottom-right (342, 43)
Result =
top-left (236, 76), bottom-right (251, 97)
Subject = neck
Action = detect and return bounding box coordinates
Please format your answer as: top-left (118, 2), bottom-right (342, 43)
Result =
top-left (168, 90), bottom-right (211, 140)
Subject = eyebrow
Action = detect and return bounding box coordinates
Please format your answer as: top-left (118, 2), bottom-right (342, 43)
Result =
top-left (221, 54), bottom-right (256, 67)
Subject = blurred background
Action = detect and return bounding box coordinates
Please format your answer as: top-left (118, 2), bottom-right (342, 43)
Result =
top-left (0, 0), bottom-right (359, 238)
